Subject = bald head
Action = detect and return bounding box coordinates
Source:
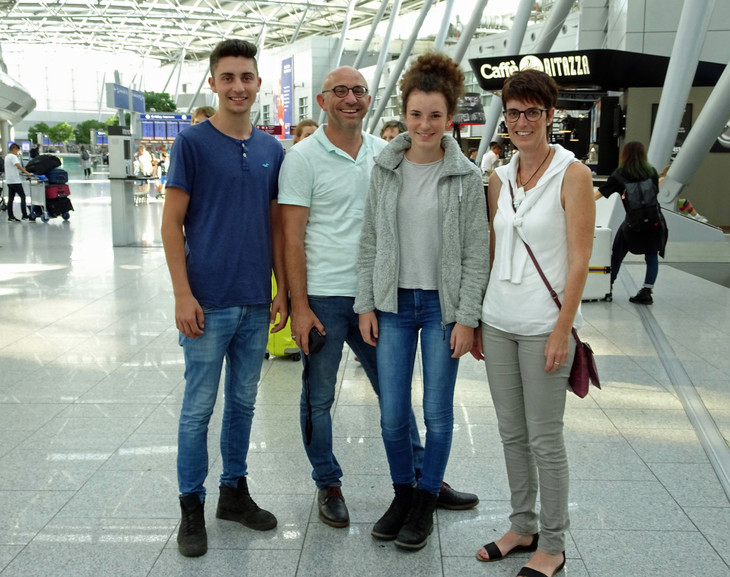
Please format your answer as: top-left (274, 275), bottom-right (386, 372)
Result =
top-left (322, 66), bottom-right (367, 93)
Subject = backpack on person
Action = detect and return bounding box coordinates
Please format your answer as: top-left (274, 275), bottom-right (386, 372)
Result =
top-left (621, 178), bottom-right (662, 233)
top-left (81, 149), bottom-right (90, 161)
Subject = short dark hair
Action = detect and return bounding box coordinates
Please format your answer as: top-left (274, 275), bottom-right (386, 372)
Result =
top-left (501, 68), bottom-right (558, 111)
top-left (8, 142), bottom-right (20, 151)
top-left (380, 119), bottom-right (407, 137)
top-left (210, 39), bottom-right (258, 75)
top-left (400, 53), bottom-right (465, 117)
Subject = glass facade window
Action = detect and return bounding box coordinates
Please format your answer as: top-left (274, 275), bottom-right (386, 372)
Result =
top-left (298, 97), bottom-right (309, 120)
top-left (263, 104), bottom-right (271, 125)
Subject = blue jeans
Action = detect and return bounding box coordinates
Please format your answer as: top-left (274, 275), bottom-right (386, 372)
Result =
top-left (611, 231), bottom-right (659, 287)
top-left (177, 304), bottom-right (270, 500)
top-left (376, 289), bottom-right (459, 495)
top-left (302, 296), bottom-right (424, 489)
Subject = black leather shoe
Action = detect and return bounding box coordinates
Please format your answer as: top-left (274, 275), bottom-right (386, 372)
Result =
top-left (318, 486), bottom-right (349, 528)
top-left (436, 481), bottom-right (479, 510)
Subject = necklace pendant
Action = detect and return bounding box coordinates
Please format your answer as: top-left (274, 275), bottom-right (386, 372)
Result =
top-left (514, 186), bottom-right (526, 208)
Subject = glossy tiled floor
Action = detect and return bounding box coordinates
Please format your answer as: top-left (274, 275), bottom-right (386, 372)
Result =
top-left (1, 165), bottom-right (730, 576)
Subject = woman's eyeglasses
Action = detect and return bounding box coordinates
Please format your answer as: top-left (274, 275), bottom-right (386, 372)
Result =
top-left (503, 108), bottom-right (548, 122)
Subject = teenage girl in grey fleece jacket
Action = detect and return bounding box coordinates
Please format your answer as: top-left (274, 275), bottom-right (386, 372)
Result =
top-left (354, 53), bottom-right (489, 552)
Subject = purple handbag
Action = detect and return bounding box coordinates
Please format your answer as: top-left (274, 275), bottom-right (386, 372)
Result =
top-left (509, 183), bottom-right (601, 398)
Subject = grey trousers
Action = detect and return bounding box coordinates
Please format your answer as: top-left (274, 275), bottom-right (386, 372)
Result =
top-left (482, 323), bottom-right (575, 554)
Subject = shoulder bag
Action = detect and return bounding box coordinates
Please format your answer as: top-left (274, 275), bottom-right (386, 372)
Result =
top-left (508, 182), bottom-right (600, 398)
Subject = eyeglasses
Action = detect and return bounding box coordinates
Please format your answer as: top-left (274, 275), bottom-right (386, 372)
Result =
top-left (322, 85), bottom-right (369, 98)
top-left (503, 108), bottom-right (548, 122)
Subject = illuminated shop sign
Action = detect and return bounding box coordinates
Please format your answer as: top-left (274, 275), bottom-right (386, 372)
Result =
top-left (479, 54), bottom-right (591, 81)
top-left (469, 49), bottom-right (725, 92)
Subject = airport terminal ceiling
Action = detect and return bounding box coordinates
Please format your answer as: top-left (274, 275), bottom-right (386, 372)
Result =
top-left (0, 0), bottom-right (432, 65)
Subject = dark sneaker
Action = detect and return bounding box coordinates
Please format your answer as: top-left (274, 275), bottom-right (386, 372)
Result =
top-left (21, 216), bottom-right (29, 220)
top-left (317, 486), bottom-right (349, 528)
top-left (177, 494), bottom-right (207, 557)
top-left (629, 287), bottom-right (653, 305)
top-left (372, 483), bottom-right (413, 540)
top-left (216, 477), bottom-right (277, 531)
top-left (395, 488), bottom-right (438, 551)
top-left (437, 481), bottom-right (479, 510)
top-left (8, 217), bottom-right (20, 222)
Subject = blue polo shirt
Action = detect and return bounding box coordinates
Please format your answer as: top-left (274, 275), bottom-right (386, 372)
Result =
top-left (167, 121), bottom-right (284, 308)
top-left (278, 126), bottom-right (386, 297)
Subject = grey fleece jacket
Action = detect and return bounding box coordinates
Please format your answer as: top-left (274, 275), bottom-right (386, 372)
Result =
top-left (354, 132), bottom-right (489, 328)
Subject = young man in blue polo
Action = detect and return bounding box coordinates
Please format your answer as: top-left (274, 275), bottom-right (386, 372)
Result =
top-left (161, 38), bottom-right (287, 557)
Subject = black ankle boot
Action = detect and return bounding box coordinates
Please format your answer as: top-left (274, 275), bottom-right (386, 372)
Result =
top-left (629, 287), bottom-right (653, 305)
top-left (216, 477), bottom-right (277, 531)
top-left (395, 488), bottom-right (438, 551)
top-left (371, 483), bottom-right (414, 540)
top-left (177, 494), bottom-right (207, 557)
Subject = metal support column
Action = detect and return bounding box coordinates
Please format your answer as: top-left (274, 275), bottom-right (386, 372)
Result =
top-left (476, 0), bottom-right (534, 166)
top-left (367, 0), bottom-right (435, 133)
top-left (453, 0), bottom-right (490, 64)
top-left (161, 59), bottom-right (179, 94)
top-left (173, 49), bottom-right (186, 106)
top-left (647, 0), bottom-right (715, 171)
top-left (363, 0), bottom-right (402, 130)
top-left (433, 0), bottom-right (456, 52)
top-left (319, 0), bottom-right (358, 125)
top-left (658, 57), bottom-right (730, 207)
top-left (534, 0), bottom-right (576, 53)
top-left (187, 67), bottom-right (211, 114)
top-left (353, 0), bottom-right (391, 69)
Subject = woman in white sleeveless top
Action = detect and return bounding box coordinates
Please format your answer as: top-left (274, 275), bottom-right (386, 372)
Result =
top-left (473, 69), bottom-right (594, 577)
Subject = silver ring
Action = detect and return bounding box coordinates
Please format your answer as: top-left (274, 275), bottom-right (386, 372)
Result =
top-left (553, 361), bottom-right (559, 365)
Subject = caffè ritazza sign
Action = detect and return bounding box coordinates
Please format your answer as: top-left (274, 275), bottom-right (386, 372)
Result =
top-left (469, 49), bottom-right (726, 93)
top-left (481, 53), bottom-right (591, 81)
top-left (470, 50), bottom-right (595, 91)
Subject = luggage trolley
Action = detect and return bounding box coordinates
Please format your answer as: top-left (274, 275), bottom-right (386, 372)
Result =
top-left (27, 169), bottom-right (74, 223)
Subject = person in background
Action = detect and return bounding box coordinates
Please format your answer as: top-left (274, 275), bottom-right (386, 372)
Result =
top-left (279, 65), bottom-right (479, 534)
top-left (161, 38), bottom-right (287, 558)
top-left (380, 119), bottom-right (407, 142)
top-left (293, 119), bottom-right (318, 144)
top-left (473, 68), bottom-right (594, 577)
top-left (480, 141), bottom-right (502, 175)
top-left (4, 142), bottom-right (33, 222)
top-left (355, 52), bottom-right (489, 551)
top-left (79, 145), bottom-right (92, 178)
top-left (192, 106), bottom-right (216, 125)
top-left (595, 140), bottom-right (667, 305)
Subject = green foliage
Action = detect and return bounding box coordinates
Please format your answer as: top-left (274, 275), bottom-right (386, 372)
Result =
top-left (105, 116), bottom-right (120, 126)
top-left (27, 122), bottom-right (50, 145)
top-left (47, 122), bottom-right (75, 144)
top-left (74, 120), bottom-right (107, 144)
top-left (144, 91), bottom-right (177, 113)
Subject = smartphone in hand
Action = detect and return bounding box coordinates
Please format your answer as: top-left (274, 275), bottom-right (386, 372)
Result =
top-left (308, 327), bottom-right (325, 355)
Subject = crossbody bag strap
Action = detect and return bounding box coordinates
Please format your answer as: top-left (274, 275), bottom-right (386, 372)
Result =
top-left (508, 182), bottom-right (581, 344)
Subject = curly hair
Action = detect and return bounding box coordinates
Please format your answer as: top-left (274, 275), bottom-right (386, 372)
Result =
top-left (501, 68), bottom-right (558, 111)
top-left (399, 53), bottom-right (465, 117)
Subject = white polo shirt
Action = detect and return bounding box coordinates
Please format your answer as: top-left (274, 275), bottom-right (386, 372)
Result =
top-left (278, 126), bottom-right (386, 297)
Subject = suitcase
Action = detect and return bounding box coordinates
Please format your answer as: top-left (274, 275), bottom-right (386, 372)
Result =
top-left (265, 274), bottom-right (300, 361)
top-left (46, 196), bottom-right (74, 218)
top-left (582, 226), bottom-right (613, 301)
top-left (46, 184), bottom-right (70, 199)
top-left (46, 168), bottom-right (69, 184)
top-left (26, 154), bottom-right (62, 175)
